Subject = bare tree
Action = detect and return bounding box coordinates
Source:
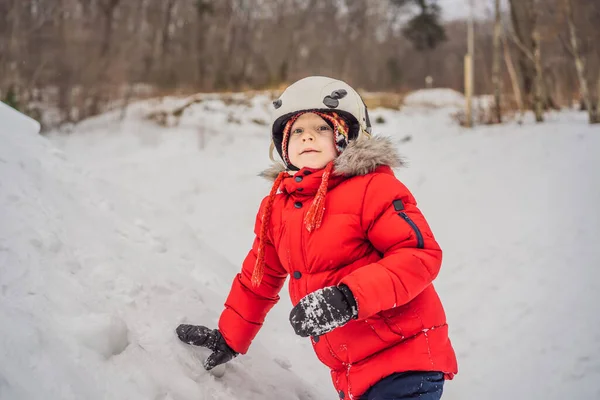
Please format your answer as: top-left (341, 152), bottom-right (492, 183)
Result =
top-left (3, 0), bottom-right (598, 128)
top-left (508, 0), bottom-right (545, 122)
top-left (503, 33), bottom-right (524, 120)
top-left (563, 0), bottom-right (598, 123)
top-left (509, 0), bottom-right (536, 108)
top-left (530, 1), bottom-right (545, 122)
top-left (492, 0), bottom-right (502, 123)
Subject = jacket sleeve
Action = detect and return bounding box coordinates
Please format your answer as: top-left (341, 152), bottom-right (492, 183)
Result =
top-left (340, 172), bottom-right (443, 320)
top-left (218, 197), bottom-right (288, 354)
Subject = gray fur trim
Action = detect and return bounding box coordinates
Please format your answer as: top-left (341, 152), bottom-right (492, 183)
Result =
top-left (334, 136), bottom-right (404, 176)
top-left (258, 162), bottom-right (288, 181)
top-left (259, 136), bottom-right (404, 181)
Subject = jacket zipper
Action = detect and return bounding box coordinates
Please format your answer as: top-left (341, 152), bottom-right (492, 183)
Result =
top-left (398, 212), bottom-right (424, 249)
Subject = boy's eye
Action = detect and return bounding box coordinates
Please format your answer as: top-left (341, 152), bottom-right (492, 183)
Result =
top-left (292, 128), bottom-right (303, 135)
top-left (318, 125), bottom-right (331, 131)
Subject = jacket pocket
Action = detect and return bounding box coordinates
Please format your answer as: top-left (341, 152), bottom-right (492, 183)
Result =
top-left (397, 212), bottom-right (424, 249)
top-left (318, 317), bottom-right (398, 366)
top-left (380, 304), bottom-right (426, 341)
top-left (311, 334), bottom-right (344, 370)
top-left (380, 309), bottom-right (406, 338)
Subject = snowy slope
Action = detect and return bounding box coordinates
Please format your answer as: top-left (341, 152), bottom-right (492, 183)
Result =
top-left (2, 93), bottom-right (599, 400)
top-left (0, 101), bottom-right (328, 400)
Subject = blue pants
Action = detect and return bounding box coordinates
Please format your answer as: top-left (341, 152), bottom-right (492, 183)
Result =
top-left (360, 371), bottom-right (444, 400)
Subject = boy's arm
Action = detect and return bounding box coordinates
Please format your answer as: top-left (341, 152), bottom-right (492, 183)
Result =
top-left (218, 198), bottom-right (287, 354)
top-left (340, 172), bottom-right (442, 320)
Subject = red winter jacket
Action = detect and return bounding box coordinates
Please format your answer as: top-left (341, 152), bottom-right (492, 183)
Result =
top-left (218, 137), bottom-right (458, 399)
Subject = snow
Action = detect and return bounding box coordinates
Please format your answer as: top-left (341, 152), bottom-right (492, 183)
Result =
top-left (0, 101), bottom-right (41, 136)
top-left (0, 99), bottom-right (326, 400)
top-left (2, 92), bottom-right (600, 399)
top-left (290, 287), bottom-right (353, 337)
top-left (403, 88), bottom-right (465, 109)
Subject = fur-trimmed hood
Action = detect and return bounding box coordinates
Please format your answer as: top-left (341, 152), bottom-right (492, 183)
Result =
top-left (259, 136), bottom-right (404, 181)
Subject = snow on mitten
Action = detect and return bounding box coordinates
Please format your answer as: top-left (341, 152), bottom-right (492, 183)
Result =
top-left (176, 324), bottom-right (238, 370)
top-left (289, 284), bottom-right (358, 338)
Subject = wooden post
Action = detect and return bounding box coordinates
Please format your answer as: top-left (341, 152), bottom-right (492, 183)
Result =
top-left (465, 54), bottom-right (473, 127)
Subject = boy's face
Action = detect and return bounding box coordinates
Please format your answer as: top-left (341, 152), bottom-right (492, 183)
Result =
top-left (287, 113), bottom-right (338, 170)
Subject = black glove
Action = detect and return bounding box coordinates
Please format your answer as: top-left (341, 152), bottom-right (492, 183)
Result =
top-left (176, 324), bottom-right (238, 370)
top-left (289, 284), bottom-right (358, 338)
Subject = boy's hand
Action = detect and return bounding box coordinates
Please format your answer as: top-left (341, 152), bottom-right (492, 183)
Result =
top-left (289, 285), bottom-right (358, 337)
top-left (176, 324), bottom-right (238, 370)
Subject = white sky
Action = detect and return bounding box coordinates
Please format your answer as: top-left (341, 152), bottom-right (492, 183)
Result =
top-left (438, 0), bottom-right (503, 21)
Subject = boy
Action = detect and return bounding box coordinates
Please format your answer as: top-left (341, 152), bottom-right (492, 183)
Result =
top-left (177, 76), bottom-right (458, 399)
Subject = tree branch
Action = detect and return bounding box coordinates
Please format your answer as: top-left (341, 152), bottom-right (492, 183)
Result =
top-left (506, 28), bottom-right (536, 64)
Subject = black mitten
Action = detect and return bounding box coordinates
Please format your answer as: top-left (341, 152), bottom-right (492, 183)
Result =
top-left (176, 324), bottom-right (238, 370)
top-left (289, 284), bottom-right (358, 337)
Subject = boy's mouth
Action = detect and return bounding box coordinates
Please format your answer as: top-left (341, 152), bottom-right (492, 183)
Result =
top-left (300, 148), bottom-right (318, 155)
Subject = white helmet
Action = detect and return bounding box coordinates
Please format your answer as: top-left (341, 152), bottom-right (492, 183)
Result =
top-left (270, 76), bottom-right (372, 164)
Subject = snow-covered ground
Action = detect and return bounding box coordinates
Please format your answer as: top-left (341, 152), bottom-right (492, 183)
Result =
top-left (1, 91), bottom-right (599, 400)
top-left (403, 88), bottom-right (465, 109)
